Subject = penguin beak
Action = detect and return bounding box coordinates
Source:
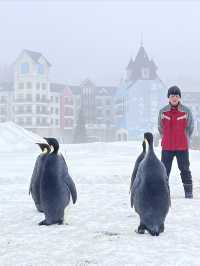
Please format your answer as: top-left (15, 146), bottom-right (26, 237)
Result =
top-left (35, 143), bottom-right (50, 154)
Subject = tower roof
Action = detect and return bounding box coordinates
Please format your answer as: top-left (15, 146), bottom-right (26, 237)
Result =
top-left (23, 49), bottom-right (51, 66)
top-left (134, 45), bottom-right (150, 66)
top-left (126, 58), bottom-right (134, 70)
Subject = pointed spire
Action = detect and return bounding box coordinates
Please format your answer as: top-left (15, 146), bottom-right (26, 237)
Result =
top-left (140, 32), bottom-right (143, 47)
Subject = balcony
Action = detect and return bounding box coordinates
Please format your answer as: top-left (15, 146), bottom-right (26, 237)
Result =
top-left (36, 110), bottom-right (50, 115)
top-left (36, 99), bottom-right (50, 103)
top-left (15, 98), bottom-right (33, 103)
top-left (15, 110), bottom-right (33, 114)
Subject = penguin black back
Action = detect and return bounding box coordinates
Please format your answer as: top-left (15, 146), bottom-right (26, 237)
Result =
top-left (39, 137), bottom-right (77, 225)
top-left (130, 132), bottom-right (170, 236)
top-left (130, 140), bottom-right (146, 191)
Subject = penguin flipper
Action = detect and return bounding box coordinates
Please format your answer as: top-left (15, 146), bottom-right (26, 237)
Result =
top-left (64, 175), bottom-right (77, 204)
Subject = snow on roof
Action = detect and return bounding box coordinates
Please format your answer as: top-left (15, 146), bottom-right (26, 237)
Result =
top-left (0, 121), bottom-right (46, 152)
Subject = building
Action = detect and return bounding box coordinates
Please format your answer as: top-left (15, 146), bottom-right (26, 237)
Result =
top-left (115, 45), bottom-right (166, 141)
top-left (0, 49), bottom-right (74, 141)
top-left (70, 78), bottom-right (117, 141)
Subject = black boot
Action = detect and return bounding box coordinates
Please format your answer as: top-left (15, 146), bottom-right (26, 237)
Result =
top-left (183, 183), bottom-right (193, 199)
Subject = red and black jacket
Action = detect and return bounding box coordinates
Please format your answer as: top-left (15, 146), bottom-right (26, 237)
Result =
top-left (158, 104), bottom-right (194, 151)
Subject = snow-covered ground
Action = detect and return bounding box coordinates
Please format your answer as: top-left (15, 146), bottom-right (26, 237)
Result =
top-left (0, 141), bottom-right (200, 266)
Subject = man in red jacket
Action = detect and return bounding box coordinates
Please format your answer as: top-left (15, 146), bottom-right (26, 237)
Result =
top-left (158, 86), bottom-right (194, 198)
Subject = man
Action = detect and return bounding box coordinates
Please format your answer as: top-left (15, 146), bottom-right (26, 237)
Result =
top-left (158, 86), bottom-right (194, 198)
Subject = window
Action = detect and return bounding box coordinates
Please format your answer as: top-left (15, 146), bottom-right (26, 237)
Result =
top-left (55, 108), bottom-right (59, 114)
top-left (55, 96), bottom-right (59, 103)
top-left (106, 99), bottom-right (110, 105)
top-left (64, 97), bottom-right (68, 104)
top-left (55, 119), bottom-right (59, 125)
top-left (36, 83), bottom-right (40, 89)
top-left (42, 83), bottom-right (46, 90)
top-left (141, 68), bottom-right (149, 79)
top-left (96, 99), bottom-right (102, 105)
top-left (27, 82), bottom-right (32, 89)
top-left (26, 94), bottom-right (32, 101)
top-left (18, 83), bottom-right (24, 89)
top-left (65, 119), bottom-right (69, 127)
top-left (36, 94), bottom-right (40, 101)
top-left (26, 117), bottom-right (32, 125)
top-left (106, 110), bottom-right (110, 116)
top-left (37, 64), bottom-right (44, 74)
top-left (21, 63), bottom-right (29, 74)
top-left (26, 106), bottom-right (32, 113)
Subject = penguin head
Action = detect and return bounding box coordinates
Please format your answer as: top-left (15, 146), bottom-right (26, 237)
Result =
top-left (144, 132), bottom-right (154, 147)
top-left (36, 143), bottom-right (51, 154)
top-left (43, 137), bottom-right (59, 154)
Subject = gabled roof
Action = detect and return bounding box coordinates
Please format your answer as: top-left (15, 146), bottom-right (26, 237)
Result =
top-left (126, 58), bottom-right (134, 70)
top-left (96, 86), bottom-right (117, 96)
top-left (81, 78), bottom-right (96, 88)
top-left (23, 49), bottom-right (51, 66)
top-left (134, 45), bottom-right (150, 67)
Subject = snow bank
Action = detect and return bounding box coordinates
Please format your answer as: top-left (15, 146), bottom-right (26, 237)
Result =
top-left (0, 121), bottom-right (45, 152)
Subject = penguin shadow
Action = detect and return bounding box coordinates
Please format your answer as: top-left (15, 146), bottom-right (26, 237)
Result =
top-left (29, 137), bottom-right (77, 226)
top-left (94, 230), bottom-right (121, 241)
top-left (75, 260), bottom-right (98, 266)
top-left (130, 132), bottom-right (171, 237)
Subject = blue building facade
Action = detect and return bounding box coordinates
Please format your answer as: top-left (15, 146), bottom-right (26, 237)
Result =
top-left (115, 45), bottom-right (167, 141)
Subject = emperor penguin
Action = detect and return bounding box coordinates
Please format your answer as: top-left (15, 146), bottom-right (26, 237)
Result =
top-left (130, 132), bottom-right (170, 236)
top-left (130, 141), bottom-right (146, 192)
top-left (29, 143), bottom-right (51, 212)
top-left (39, 137), bottom-right (77, 225)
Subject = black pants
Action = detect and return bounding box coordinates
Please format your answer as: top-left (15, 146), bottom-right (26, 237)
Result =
top-left (161, 150), bottom-right (192, 184)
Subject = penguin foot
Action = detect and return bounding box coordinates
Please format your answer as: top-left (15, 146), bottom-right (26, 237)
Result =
top-left (38, 220), bottom-right (51, 226)
top-left (135, 224), bottom-right (146, 234)
top-left (38, 219), bottom-right (63, 226)
top-left (57, 219), bottom-right (63, 225)
top-left (147, 229), bottom-right (159, 236)
top-left (159, 223), bottom-right (164, 233)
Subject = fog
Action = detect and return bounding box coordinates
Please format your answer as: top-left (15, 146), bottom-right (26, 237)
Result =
top-left (0, 1), bottom-right (200, 87)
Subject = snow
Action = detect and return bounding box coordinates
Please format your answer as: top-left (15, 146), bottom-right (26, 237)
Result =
top-left (0, 121), bottom-right (45, 153)
top-left (0, 141), bottom-right (200, 266)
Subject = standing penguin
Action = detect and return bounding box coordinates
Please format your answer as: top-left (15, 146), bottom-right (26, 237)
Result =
top-left (29, 143), bottom-right (51, 212)
top-left (39, 137), bottom-right (77, 225)
top-left (130, 132), bottom-right (170, 236)
top-left (130, 141), bottom-right (146, 192)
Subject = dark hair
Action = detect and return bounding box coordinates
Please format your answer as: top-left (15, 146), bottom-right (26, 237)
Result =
top-left (167, 86), bottom-right (181, 98)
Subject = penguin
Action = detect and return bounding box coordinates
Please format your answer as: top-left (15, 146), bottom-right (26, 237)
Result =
top-left (130, 140), bottom-right (146, 192)
top-left (130, 132), bottom-right (170, 236)
top-left (39, 137), bottom-right (77, 226)
top-left (29, 143), bottom-right (51, 212)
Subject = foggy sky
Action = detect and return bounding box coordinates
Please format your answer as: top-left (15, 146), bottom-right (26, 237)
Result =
top-left (0, 1), bottom-right (200, 88)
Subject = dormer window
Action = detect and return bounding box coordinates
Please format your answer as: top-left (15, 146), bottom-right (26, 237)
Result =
top-left (37, 64), bottom-right (44, 74)
top-left (141, 68), bottom-right (149, 79)
top-left (21, 63), bottom-right (29, 74)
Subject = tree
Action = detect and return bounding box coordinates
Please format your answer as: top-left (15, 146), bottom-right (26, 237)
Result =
top-left (73, 108), bottom-right (87, 143)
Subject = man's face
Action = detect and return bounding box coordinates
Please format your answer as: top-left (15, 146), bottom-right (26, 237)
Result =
top-left (169, 94), bottom-right (181, 106)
